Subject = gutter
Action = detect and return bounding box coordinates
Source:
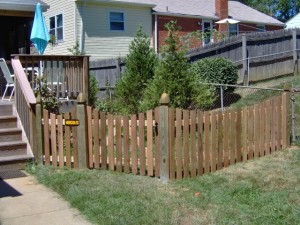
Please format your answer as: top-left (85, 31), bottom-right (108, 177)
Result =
top-left (152, 12), bottom-right (218, 21)
top-left (0, 2), bottom-right (49, 12)
top-left (74, 0), bottom-right (156, 8)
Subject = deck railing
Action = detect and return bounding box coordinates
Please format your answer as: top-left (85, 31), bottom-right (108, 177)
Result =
top-left (12, 55), bottom-right (89, 100)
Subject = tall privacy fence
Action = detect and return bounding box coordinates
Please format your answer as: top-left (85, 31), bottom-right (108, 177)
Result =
top-left (41, 93), bottom-right (290, 181)
top-left (88, 29), bottom-right (300, 98)
top-left (187, 29), bottom-right (300, 84)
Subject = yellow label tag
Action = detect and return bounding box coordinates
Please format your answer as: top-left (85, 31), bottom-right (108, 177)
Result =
top-left (65, 119), bottom-right (80, 126)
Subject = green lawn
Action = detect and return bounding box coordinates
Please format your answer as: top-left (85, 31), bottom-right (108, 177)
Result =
top-left (28, 148), bottom-right (300, 225)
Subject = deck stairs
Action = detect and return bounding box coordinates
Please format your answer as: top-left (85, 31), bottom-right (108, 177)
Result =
top-left (0, 102), bottom-right (33, 171)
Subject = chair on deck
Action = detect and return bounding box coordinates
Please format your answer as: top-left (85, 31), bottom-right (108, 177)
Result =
top-left (0, 58), bottom-right (15, 101)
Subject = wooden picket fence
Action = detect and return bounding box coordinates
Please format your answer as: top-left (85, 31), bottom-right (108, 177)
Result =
top-left (42, 93), bottom-right (290, 180)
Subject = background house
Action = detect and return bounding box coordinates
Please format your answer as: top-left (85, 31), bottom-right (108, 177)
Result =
top-left (43, 0), bottom-right (154, 60)
top-left (43, 0), bottom-right (285, 59)
top-left (149, 0), bottom-right (285, 52)
top-left (286, 13), bottom-right (300, 29)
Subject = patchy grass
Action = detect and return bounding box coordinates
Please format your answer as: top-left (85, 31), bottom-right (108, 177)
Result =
top-left (29, 148), bottom-right (300, 225)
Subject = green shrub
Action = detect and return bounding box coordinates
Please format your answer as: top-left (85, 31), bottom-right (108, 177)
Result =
top-left (89, 74), bottom-right (99, 107)
top-left (190, 57), bottom-right (238, 92)
top-left (140, 21), bottom-right (214, 111)
top-left (113, 26), bottom-right (158, 114)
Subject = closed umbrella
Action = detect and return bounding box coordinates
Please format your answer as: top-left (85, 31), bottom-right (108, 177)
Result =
top-left (30, 3), bottom-right (50, 55)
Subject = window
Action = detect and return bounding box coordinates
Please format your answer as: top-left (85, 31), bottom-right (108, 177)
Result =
top-left (109, 12), bottom-right (124, 31)
top-left (229, 23), bottom-right (238, 36)
top-left (49, 14), bottom-right (63, 41)
top-left (202, 20), bottom-right (213, 45)
top-left (256, 25), bottom-right (265, 32)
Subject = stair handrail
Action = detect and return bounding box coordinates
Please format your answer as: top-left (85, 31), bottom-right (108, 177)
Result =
top-left (11, 58), bottom-right (36, 106)
top-left (11, 58), bottom-right (38, 160)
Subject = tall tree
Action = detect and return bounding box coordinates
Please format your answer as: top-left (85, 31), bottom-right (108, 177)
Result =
top-left (234, 0), bottom-right (299, 22)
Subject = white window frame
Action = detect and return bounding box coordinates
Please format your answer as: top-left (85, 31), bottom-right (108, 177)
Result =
top-left (49, 13), bottom-right (64, 42)
top-left (109, 11), bottom-right (125, 31)
top-left (229, 23), bottom-right (239, 36)
top-left (202, 20), bottom-right (213, 45)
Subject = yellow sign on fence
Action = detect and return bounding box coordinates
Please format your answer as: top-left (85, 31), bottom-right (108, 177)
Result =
top-left (65, 119), bottom-right (80, 126)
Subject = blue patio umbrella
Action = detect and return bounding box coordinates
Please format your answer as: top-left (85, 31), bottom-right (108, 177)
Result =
top-left (30, 3), bottom-right (50, 55)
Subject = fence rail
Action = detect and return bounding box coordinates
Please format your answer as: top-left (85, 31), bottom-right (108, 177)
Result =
top-left (42, 93), bottom-right (290, 180)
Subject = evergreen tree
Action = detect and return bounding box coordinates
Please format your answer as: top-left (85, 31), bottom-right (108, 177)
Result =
top-left (114, 26), bottom-right (157, 114)
top-left (140, 21), bottom-right (214, 111)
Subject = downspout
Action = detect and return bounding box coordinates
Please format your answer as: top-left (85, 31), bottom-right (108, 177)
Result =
top-left (154, 14), bottom-right (158, 53)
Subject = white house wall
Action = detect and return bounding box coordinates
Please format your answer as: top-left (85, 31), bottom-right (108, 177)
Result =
top-left (286, 13), bottom-right (300, 29)
top-left (76, 2), bottom-right (152, 60)
top-left (43, 0), bottom-right (76, 55)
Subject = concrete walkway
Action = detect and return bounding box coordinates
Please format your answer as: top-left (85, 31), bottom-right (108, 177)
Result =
top-left (0, 173), bottom-right (93, 225)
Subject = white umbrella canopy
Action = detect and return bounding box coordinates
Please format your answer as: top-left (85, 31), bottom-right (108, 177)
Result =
top-left (216, 18), bottom-right (240, 24)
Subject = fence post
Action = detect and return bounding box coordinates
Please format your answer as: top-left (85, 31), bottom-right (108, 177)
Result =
top-left (292, 30), bottom-right (298, 76)
top-left (76, 92), bottom-right (88, 168)
top-left (282, 91), bottom-right (291, 149)
top-left (158, 93), bottom-right (170, 182)
top-left (35, 94), bottom-right (43, 164)
top-left (242, 34), bottom-right (248, 85)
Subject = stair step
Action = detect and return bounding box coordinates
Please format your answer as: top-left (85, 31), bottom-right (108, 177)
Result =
top-left (0, 128), bottom-right (22, 142)
top-left (0, 141), bottom-right (27, 152)
top-left (0, 103), bottom-right (13, 116)
top-left (0, 155), bottom-right (33, 170)
top-left (0, 116), bottom-right (18, 129)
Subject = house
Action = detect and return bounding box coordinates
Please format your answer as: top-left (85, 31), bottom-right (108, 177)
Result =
top-left (286, 13), bottom-right (300, 29)
top-left (148, 0), bottom-right (285, 52)
top-left (0, 0), bottom-right (49, 59)
top-left (42, 0), bottom-right (155, 60)
top-left (42, 0), bottom-right (284, 59)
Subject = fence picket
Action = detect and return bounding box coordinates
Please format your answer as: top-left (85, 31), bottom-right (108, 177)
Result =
top-left (204, 111), bottom-right (210, 173)
top-left (108, 114), bottom-right (114, 171)
top-left (116, 116), bottom-right (122, 172)
top-left (271, 99), bottom-right (276, 152)
top-left (72, 108), bottom-right (78, 169)
top-left (176, 109), bottom-right (183, 179)
top-left (224, 110), bottom-right (229, 167)
top-left (236, 109), bottom-right (242, 162)
top-left (64, 112), bottom-right (71, 168)
top-left (123, 116), bottom-right (130, 173)
top-left (43, 109), bottom-right (50, 166)
top-left (254, 104), bottom-right (260, 159)
top-left (230, 110), bottom-right (236, 165)
top-left (155, 108), bottom-right (160, 177)
top-left (57, 114), bottom-right (64, 168)
top-left (139, 113), bottom-right (146, 176)
top-left (100, 112), bottom-right (107, 169)
top-left (248, 106), bottom-right (254, 159)
top-left (87, 106), bottom-right (93, 168)
top-left (242, 107), bottom-right (248, 161)
top-left (131, 114), bottom-right (138, 175)
top-left (217, 111), bottom-right (223, 170)
top-left (259, 103), bottom-right (265, 157)
top-left (190, 110), bottom-right (197, 177)
top-left (277, 96), bottom-right (282, 150)
top-left (93, 109), bottom-right (100, 169)
top-left (147, 110), bottom-right (153, 176)
top-left (211, 111), bottom-right (217, 172)
top-left (50, 113), bottom-right (57, 167)
top-left (265, 101), bottom-right (271, 155)
top-left (183, 110), bottom-right (190, 178)
top-left (197, 110), bottom-right (204, 176)
top-left (169, 108), bottom-right (175, 180)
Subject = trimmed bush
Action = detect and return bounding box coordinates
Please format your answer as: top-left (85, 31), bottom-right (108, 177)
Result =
top-left (190, 57), bottom-right (238, 92)
top-left (140, 21), bottom-right (214, 111)
top-left (113, 26), bottom-right (158, 114)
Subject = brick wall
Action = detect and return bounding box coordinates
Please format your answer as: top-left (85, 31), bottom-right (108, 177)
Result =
top-left (154, 15), bottom-right (201, 52)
